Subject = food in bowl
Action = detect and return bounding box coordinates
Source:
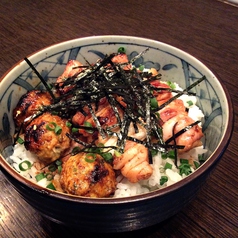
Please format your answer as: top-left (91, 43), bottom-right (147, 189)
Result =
top-left (0, 36), bottom-right (232, 232)
top-left (8, 48), bottom-right (207, 198)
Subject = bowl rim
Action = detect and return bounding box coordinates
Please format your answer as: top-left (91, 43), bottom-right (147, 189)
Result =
top-left (0, 35), bottom-right (234, 204)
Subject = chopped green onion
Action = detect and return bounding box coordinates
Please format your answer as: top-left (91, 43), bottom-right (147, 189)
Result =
top-left (150, 149), bottom-right (158, 157)
top-left (150, 97), bottom-right (158, 110)
top-left (138, 64), bottom-right (145, 71)
top-left (198, 154), bottom-right (206, 163)
top-left (46, 182), bottom-right (56, 190)
top-left (54, 125), bottom-right (62, 135)
top-left (46, 122), bottom-right (56, 131)
top-left (101, 152), bottom-right (113, 162)
top-left (48, 164), bottom-right (57, 172)
top-left (84, 121), bottom-right (94, 133)
top-left (114, 150), bottom-right (122, 157)
top-left (19, 160), bottom-right (32, 171)
top-left (155, 112), bottom-right (160, 119)
top-left (187, 100), bottom-right (193, 106)
top-left (160, 176), bottom-right (168, 185)
top-left (167, 150), bottom-right (175, 159)
top-left (167, 81), bottom-right (176, 89)
top-left (118, 47), bottom-right (126, 53)
top-left (66, 121), bottom-right (72, 127)
top-left (72, 127), bottom-right (79, 133)
top-left (55, 160), bottom-right (62, 166)
top-left (194, 161), bottom-right (200, 169)
top-left (164, 162), bottom-right (172, 170)
top-left (46, 122), bottom-right (62, 135)
top-left (17, 137), bottom-right (24, 144)
top-left (45, 173), bottom-right (54, 181)
top-left (180, 158), bottom-right (189, 164)
top-left (85, 153), bottom-right (96, 163)
top-left (71, 146), bottom-right (80, 155)
top-left (161, 150), bottom-right (175, 159)
top-left (35, 172), bottom-right (45, 182)
top-left (179, 163), bottom-right (192, 175)
top-left (57, 165), bottom-right (62, 173)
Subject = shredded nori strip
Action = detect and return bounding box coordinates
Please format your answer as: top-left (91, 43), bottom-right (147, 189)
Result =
top-left (24, 57), bottom-right (56, 102)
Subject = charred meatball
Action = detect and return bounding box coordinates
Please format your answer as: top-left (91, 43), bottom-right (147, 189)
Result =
top-left (13, 90), bottom-right (53, 129)
top-left (60, 153), bottom-right (117, 198)
top-left (24, 112), bottom-right (71, 163)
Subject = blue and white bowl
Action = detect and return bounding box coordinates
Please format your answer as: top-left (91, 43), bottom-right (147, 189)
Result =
top-left (0, 36), bottom-right (233, 232)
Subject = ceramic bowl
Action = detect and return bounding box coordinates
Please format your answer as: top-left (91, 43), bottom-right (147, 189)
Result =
top-left (0, 36), bottom-right (233, 233)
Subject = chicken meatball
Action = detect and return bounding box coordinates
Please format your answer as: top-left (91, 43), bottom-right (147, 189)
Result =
top-left (24, 112), bottom-right (71, 163)
top-left (13, 90), bottom-right (53, 129)
top-left (60, 153), bottom-right (117, 198)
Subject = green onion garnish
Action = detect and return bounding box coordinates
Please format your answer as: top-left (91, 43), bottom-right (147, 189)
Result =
top-left (167, 81), bottom-right (176, 89)
top-left (150, 97), bottom-right (158, 110)
top-left (150, 149), bottom-right (158, 157)
top-left (118, 47), bottom-right (126, 53)
top-left (17, 137), bottom-right (24, 144)
top-left (194, 161), bottom-right (200, 169)
top-left (167, 150), bottom-right (175, 159)
top-left (71, 146), bottom-right (80, 155)
top-left (160, 176), bottom-right (168, 185)
top-left (138, 64), bottom-right (145, 71)
top-left (35, 172), bottom-right (45, 182)
top-left (55, 160), bottom-right (62, 166)
top-left (57, 165), bottom-right (62, 173)
top-left (66, 121), bottom-right (72, 127)
top-left (83, 121), bottom-right (94, 133)
top-left (198, 154), bottom-right (206, 163)
top-left (101, 152), bottom-right (113, 162)
top-left (46, 173), bottom-right (54, 181)
top-left (179, 163), bottom-right (192, 175)
top-left (46, 182), bottom-right (56, 190)
top-left (114, 150), bottom-right (122, 157)
top-left (164, 162), bottom-right (172, 170)
top-left (46, 122), bottom-right (62, 135)
top-left (48, 164), bottom-right (57, 172)
top-left (85, 153), bottom-right (96, 163)
top-left (187, 100), bottom-right (193, 106)
top-left (180, 158), bottom-right (189, 164)
top-left (72, 127), bottom-right (79, 133)
top-left (19, 160), bottom-right (32, 171)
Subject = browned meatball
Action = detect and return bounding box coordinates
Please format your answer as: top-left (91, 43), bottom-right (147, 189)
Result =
top-left (24, 112), bottom-right (71, 163)
top-left (13, 90), bottom-right (53, 129)
top-left (60, 153), bottom-right (117, 198)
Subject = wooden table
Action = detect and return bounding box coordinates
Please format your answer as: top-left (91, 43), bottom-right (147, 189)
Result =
top-left (0, 0), bottom-right (237, 237)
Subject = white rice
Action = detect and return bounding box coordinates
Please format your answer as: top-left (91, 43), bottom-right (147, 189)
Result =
top-left (7, 82), bottom-right (207, 198)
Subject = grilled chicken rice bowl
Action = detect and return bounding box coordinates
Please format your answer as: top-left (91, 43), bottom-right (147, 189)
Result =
top-left (7, 47), bottom-right (207, 198)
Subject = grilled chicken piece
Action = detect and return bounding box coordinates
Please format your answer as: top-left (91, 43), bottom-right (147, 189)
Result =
top-left (24, 112), bottom-right (71, 163)
top-left (60, 153), bottom-right (117, 198)
top-left (13, 90), bottom-right (53, 129)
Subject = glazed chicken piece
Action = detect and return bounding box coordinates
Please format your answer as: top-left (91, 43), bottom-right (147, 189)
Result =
top-left (111, 53), bottom-right (132, 70)
top-left (13, 90), bottom-right (53, 129)
top-left (72, 97), bottom-right (124, 138)
top-left (60, 153), bottom-right (117, 198)
top-left (57, 60), bottom-right (84, 83)
top-left (24, 112), bottom-right (71, 163)
top-left (158, 99), bottom-right (187, 123)
top-left (56, 60), bottom-right (85, 94)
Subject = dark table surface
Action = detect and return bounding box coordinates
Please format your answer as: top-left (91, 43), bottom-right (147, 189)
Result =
top-left (0, 0), bottom-right (238, 237)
